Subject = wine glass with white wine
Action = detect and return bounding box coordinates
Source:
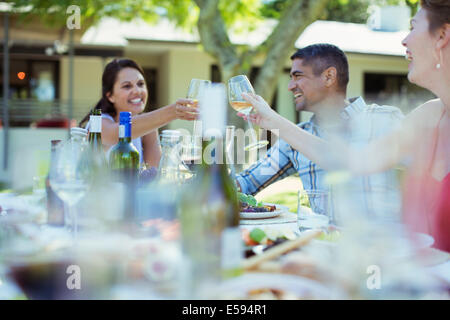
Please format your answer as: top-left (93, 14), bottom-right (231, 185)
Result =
top-left (228, 75), bottom-right (269, 151)
top-left (185, 79), bottom-right (211, 168)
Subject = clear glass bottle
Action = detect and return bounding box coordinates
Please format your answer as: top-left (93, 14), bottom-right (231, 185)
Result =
top-left (157, 130), bottom-right (191, 183)
top-left (46, 140), bottom-right (65, 226)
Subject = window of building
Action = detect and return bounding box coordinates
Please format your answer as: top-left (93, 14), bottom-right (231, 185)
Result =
top-left (0, 58), bottom-right (60, 126)
top-left (364, 73), bottom-right (435, 114)
top-left (0, 58), bottom-right (59, 101)
top-left (143, 68), bottom-right (158, 112)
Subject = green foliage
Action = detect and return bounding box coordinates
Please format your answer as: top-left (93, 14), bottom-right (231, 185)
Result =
top-left (261, 0), bottom-right (420, 24)
top-left (9, 0), bottom-right (264, 32)
top-left (321, 0), bottom-right (373, 23)
top-left (259, 0), bottom-right (288, 19)
top-left (219, 0), bottom-right (264, 33)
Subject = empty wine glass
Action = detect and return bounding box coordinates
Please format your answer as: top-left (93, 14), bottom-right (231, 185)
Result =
top-left (49, 139), bottom-right (89, 242)
top-left (186, 79), bottom-right (211, 164)
top-left (228, 75), bottom-right (269, 151)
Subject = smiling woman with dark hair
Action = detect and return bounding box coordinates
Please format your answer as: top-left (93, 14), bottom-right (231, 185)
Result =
top-left (79, 58), bottom-right (197, 167)
top-left (240, 0), bottom-right (450, 252)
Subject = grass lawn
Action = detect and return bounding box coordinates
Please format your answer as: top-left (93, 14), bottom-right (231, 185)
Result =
top-left (260, 191), bottom-right (299, 213)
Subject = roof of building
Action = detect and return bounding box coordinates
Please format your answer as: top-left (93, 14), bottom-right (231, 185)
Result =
top-left (81, 18), bottom-right (408, 57)
top-left (296, 20), bottom-right (408, 57)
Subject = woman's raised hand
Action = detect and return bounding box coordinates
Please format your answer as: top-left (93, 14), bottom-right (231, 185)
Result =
top-left (173, 98), bottom-right (199, 121)
top-left (239, 92), bottom-right (279, 130)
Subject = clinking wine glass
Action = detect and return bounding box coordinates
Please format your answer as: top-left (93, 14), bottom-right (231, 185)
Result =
top-left (186, 79), bottom-right (211, 165)
top-left (49, 140), bottom-right (89, 243)
top-left (228, 75), bottom-right (269, 151)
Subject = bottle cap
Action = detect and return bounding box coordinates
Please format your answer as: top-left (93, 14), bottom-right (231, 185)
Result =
top-left (161, 130), bottom-right (181, 138)
top-left (119, 112), bottom-right (132, 124)
top-left (160, 130), bottom-right (181, 144)
top-left (70, 127), bottom-right (88, 138)
top-left (51, 139), bottom-right (62, 146)
top-left (91, 109), bottom-right (102, 116)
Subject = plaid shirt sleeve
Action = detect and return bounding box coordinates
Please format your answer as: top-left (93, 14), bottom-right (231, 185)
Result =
top-left (235, 139), bottom-right (298, 196)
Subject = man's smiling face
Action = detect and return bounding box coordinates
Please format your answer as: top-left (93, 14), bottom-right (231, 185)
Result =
top-left (288, 58), bottom-right (328, 112)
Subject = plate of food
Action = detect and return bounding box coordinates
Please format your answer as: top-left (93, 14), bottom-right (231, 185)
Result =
top-left (213, 273), bottom-right (340, 299)
top-left (239, 193), bottom-right (288, 219)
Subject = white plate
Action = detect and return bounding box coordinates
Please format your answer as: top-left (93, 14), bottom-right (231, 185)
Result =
top-left (240, 204), bottom-right (289, 220)
top-left (212, 273), bottom-right (344, 299)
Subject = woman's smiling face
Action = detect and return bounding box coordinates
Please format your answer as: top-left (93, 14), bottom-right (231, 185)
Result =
top-left (402, 8), bottom-right (441, 88)
top-left (107, 67), bottom-right (148, 116)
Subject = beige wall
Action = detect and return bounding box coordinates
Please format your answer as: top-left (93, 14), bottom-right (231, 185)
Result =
top-left (59, 56), bottom-right (105, 117)
top-left (0, 128), bottom-right (68, 190)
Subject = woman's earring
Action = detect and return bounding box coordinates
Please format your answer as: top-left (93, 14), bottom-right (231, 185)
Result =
top-left (436, 50), bottom-right (444, 69)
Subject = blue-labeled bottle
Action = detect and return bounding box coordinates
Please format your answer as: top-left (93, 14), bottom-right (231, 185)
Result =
top-left (108, 112), bottom-right (140, 220)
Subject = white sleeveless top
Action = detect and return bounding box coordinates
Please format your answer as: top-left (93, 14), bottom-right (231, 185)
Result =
top-left (86, 113), bottom-right (144, 164)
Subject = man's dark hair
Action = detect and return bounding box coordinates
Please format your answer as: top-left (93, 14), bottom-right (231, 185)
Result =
top-left (290, 44), bottom-right (349, 92)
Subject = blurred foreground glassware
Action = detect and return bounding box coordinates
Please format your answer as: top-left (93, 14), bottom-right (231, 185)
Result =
top-left (46, 140), bottom-right (65, 226)
top-left (158, 130), bottom-right (192, 184)
top-left (49, 132), bottom-right (89, 242)
top-left (3, 237), bottom-right (128, 300)
top-left (318, 175), bottom-right (444, 299)
top-left (179, 84), bottom-right (242, 299)
top-left (225, 125), bottom-right (236, 178)
top-left (186, 79), bottom-right (211, 163)
top-left (297, 190), bottom-right (331, 233)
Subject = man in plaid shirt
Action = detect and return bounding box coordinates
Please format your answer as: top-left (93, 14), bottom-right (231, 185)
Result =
top-left (236, 44), bottom-right (404, 221)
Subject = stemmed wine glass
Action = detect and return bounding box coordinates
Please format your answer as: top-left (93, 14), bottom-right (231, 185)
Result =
top-left (228, 75), bottom-right (269, 151)
top-left (49, 139), bottom-right (89, 243)
top-left (186, 79), bottom-right (211, 164)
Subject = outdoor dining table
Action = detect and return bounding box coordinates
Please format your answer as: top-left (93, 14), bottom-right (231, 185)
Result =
top-left (1, 192), bottom-right (449, 300)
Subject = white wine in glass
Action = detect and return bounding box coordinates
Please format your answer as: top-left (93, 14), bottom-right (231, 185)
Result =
top-left (186, 79), bottom-right (211, 165)
top-left (228, 75), bottom-right (269, 151)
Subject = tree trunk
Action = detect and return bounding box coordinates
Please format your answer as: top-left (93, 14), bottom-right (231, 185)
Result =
top-left (193, 0), bottom-right (331, 130)
top-left (253, 0), bottom-right (331, 104)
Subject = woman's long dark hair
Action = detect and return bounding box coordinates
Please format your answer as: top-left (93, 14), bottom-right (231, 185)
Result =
top-left (79, 58), bottom-right (146, 128)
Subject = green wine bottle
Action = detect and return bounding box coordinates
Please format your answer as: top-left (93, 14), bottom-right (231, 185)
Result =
top-left (179, 84), bottom-right (242, 298)
top-left (109, 112), bottom-right (140, 220)
top-left (86, 109), bottom-right (107, 176)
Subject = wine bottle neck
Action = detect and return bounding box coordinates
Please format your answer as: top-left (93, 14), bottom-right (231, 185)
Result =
top-left (119, 137), bottom-right (132, 143)
top-left (89, 115), bottom-right (102, 133)
top-left (118, 123), bottom-right (132, 142)
top-left (89, 132), bottom-right (102, 142)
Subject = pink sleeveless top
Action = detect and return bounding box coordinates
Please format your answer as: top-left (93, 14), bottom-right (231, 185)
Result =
top-left (402, 110), bottom-right (450, 252)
